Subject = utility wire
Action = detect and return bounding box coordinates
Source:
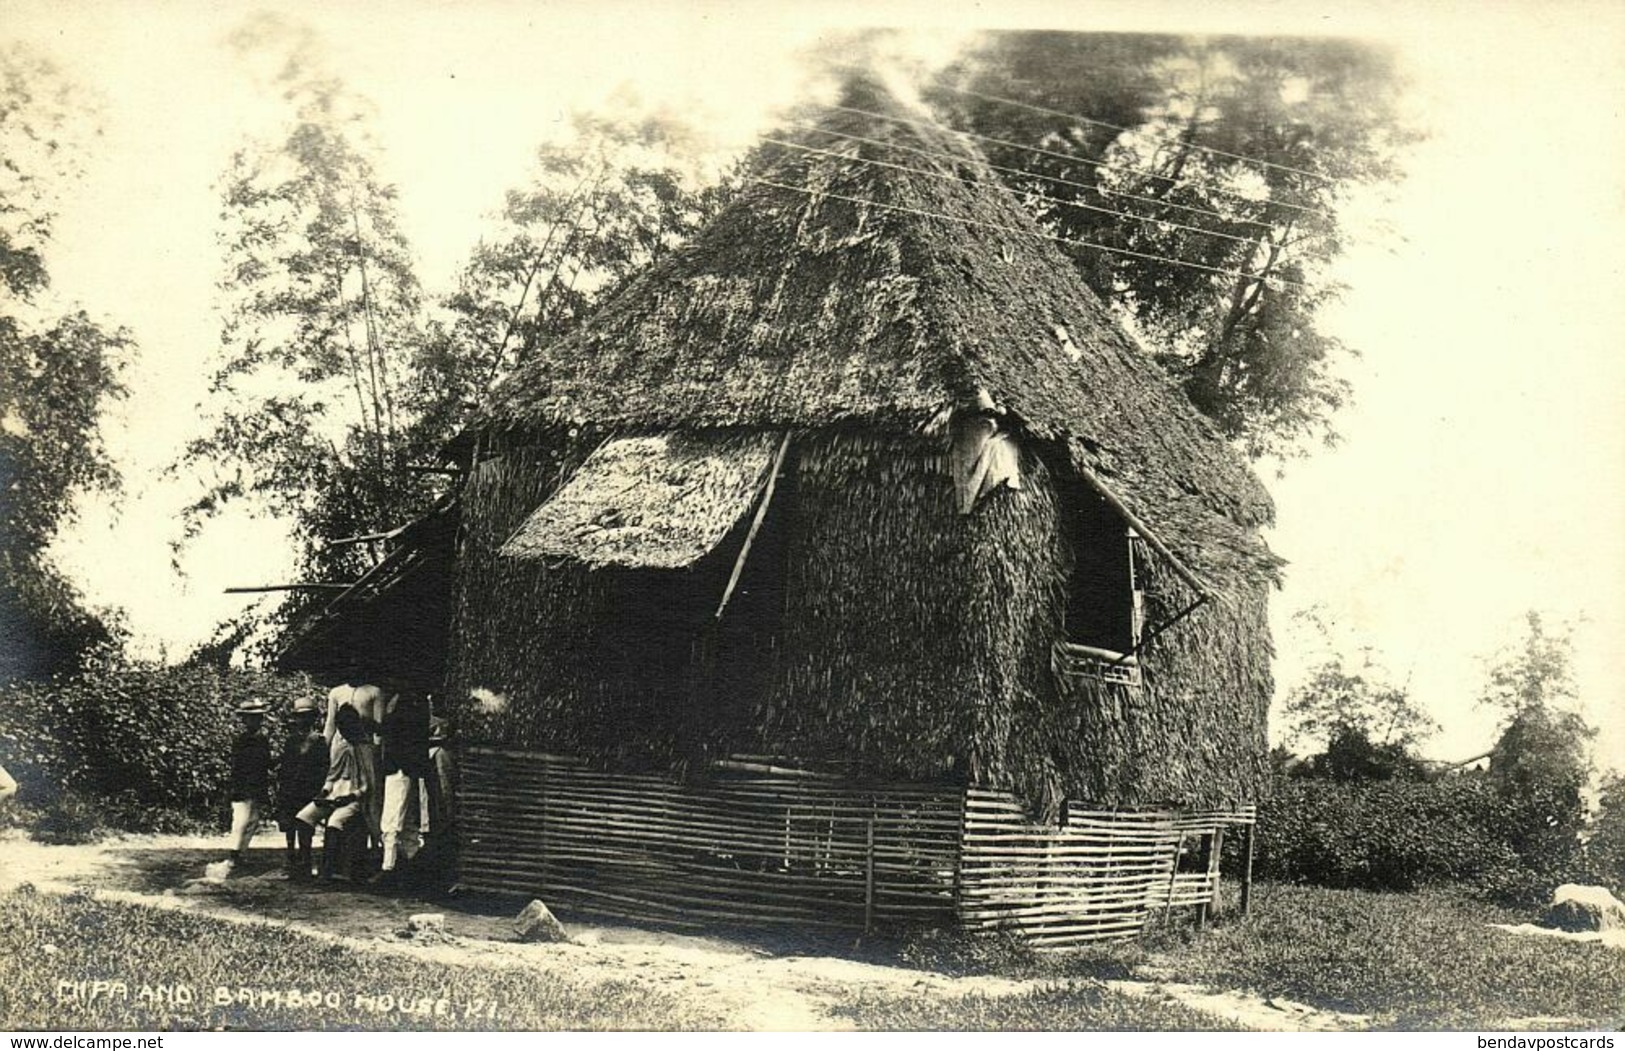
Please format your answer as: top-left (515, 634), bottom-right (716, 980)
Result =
top-left (827, 103), bottom-right (1336, 222)
top-left (820, 58), bottom-right (1333, 181)
top-left (747, 177), bottom-right (1304, 289)
top-left (788, 119), bottom-right (1294, 231)
top-left (762, 136), bottom-right (1269, 249)
top-left (946, 84), bottom-right (1336, 184)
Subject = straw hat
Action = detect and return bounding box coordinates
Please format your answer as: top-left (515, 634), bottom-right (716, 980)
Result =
top-left (291, 696), bottom-right (319, 715)
top-left (235, 699), bottom-right (271, 716)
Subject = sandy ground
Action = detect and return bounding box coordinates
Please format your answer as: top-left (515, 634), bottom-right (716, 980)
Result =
top-left (1489, 922), bottom-right (1625, 950)
top-left (0, 828), bottom-right (1366, 1031)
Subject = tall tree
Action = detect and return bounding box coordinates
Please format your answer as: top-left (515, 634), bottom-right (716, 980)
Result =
top-left (1280, 653), bottom-right (1434, 780)
top-left (181, 22), bottom-right (727, 659)
top-left (0, 44), bottom-right (130, 682)
top-left (1479, 610), bottom-right (1580, 720)
top-left (409, 108), bottom-right (731, 451)
top-left (1479, 612), bottom-right (1594, 876)
top-left (179, 16), bottom-right (431, 593)
top-left (1278, 609), bottom-right (1435, 764)
top-left (930, 33), bottom-right (1412, 457)
top-left (1281, 655), bottom-right (1433, 750)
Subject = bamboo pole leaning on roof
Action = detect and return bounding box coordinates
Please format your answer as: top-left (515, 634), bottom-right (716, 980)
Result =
top-left (715, 431), bottom-right (794, 620)
top-left (224, 583), bottom-right (355, 593)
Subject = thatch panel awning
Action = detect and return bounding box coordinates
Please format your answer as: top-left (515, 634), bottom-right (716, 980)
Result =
top-left (500, 431), bottom-right (782, 570)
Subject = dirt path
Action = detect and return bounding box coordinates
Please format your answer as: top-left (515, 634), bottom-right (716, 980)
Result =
top-left (0, 830), bottom-right (1361, 1031)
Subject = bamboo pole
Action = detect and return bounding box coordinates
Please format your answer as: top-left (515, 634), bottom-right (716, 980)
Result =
top-left (864, 810), bottom-right (876, 934)
top-left (1071, 459), bottom-right (1214, 598)
top-left (1162, 831), bottom-right (1185, 925)
top-left (224, 583), bottom-right (355, 593)
top-left (1197, 827), bottom-right (1224, 927)
top-left (1240, 822), bottom-right (1255, 918)
top-left (325, 527), bottom-right (407, 548)
top-left (951, 787), bottom-right (970, 922)
top-left (715, 431), bottom-right (793, 620)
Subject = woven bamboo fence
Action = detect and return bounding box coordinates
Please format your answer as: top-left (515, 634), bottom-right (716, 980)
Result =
top-left (460, 747), bottom-right (963, 930)
top-left (460, 747), bottom-right (1252, 944)
top-left (958, 789), bottom-right (1254, 948)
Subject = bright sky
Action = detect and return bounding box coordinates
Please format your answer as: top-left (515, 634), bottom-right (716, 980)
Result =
top-left (8, 1), bottom-right (1625, 772)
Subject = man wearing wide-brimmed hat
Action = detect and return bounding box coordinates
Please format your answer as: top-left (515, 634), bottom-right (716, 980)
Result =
top-left (221, 698), bottom-right (272, 873)
top-left (276, 695), bottom-right (327, 879)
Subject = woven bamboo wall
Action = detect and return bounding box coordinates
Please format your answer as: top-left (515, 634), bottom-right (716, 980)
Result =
top-left (959, 789), bottom-right (1255, 948)
top-left (460, 747), bottom-right (963, 930)
top-left (459, 747), bottom-right (1250, 945)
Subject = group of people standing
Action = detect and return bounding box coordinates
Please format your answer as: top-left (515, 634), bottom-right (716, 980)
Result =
top-left (223, 680), bottom-right (456, 889)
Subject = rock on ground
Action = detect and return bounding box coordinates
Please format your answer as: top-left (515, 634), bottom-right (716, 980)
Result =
top-left (408, 912), bottom-right (446, 932)
top-left (514, 899), bottom-right (570, 943)
top-left (1542, 884), bottom-right (1625, 933)
top-left (399, 912), bottom-right (453, 944)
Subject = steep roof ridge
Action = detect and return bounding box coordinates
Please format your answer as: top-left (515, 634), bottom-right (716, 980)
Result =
top-left (851, 89), bottom-right (1275, 534)
top-left (482, 76), bottom-right (1279, 587)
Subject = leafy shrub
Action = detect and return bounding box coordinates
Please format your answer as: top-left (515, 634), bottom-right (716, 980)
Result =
top-left (1297, 726), bottom-right (1430, 781)
top-left (20, 789), bottom-right (106, 845)
top-left (1253, 774), bottom-right (1574, 901)
top-left (1581, 774), bottom-right (1625, 895)
top-left (1485, 706), bottom-right (1592, 882)
top-left (0, 654), bottom-right (317, 835)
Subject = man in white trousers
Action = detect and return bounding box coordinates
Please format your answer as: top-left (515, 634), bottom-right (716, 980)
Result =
top-left (377, 688), bottom-right (431, 879)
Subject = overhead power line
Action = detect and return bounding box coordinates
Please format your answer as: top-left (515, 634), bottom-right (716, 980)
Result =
top-left (787, 119), bottom-right (1273, 231)
top-left (945, 85), bottom-right (1336, 185)
top-left (761, 136), bottom-right (1269, 249)
top-left (827, 103), bottom-right (1336, 222)
top-left (747, 177), bottom-right (1305, 289)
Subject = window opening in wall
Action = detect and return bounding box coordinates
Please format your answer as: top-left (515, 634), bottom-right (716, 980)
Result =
top-left (1054, 482), bottom-right (1145, 685)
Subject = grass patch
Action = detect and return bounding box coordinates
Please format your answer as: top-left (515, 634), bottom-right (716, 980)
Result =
top-left (855, 885), bottom-right (1625, 1030)
top-left (1143, 883), bottom-right (1625, 1029)
top-left (0, 887), bottom-right (728, 1031)
top-left (833, 982), bottom-right (1244, 1031)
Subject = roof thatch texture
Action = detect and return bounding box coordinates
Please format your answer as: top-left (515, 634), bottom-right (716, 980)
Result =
top-left (447, 426), bottom-right (1270, 809)
top-left (448, 435), bottom-right (718, 766)
top-left (740, 430), bottom-right (1266, 812)
top-left (501, 431), bottom-right (780, 569)
top-left (745, 430), bottom-right (1063, 804)
top-left (482, 78), bottom-right (1279, 598)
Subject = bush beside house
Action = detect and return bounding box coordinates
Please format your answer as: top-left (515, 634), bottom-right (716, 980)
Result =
top-left (0, 652), bottom-right (314, 840)
top-left (1252, 769), bottom-right (1615, 906)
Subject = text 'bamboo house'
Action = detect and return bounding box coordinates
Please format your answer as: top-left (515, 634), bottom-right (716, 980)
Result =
top-left (316, 81), bottom-right (1281, 947)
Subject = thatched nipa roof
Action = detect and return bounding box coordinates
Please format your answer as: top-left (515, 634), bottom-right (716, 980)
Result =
top-left (500, 431), bottom-right (782, 569)
top-left (483, 79), bottom-right (1279, 597)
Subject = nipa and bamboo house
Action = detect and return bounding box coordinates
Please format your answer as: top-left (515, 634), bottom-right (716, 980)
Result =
top-left (286, 80), bottom-right (1282, 947)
